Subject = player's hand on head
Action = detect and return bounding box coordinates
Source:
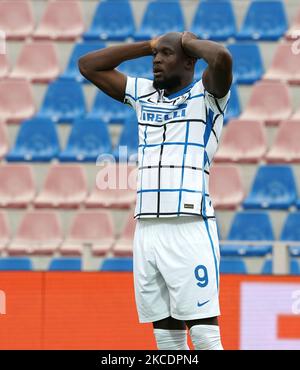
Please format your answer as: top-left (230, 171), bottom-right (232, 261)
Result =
top-left (181, 31), bottom-right (198, 48)
top-left (150, 35), bottom-right (162, 52)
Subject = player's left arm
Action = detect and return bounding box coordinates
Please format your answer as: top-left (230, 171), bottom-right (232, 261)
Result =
top-left (181, 31), bottom-right (232, 99)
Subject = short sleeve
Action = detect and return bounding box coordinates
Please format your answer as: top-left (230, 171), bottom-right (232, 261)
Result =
top-left (204, 89), bottom-right (231, 115)
top-left (123, 76), bottom-right (138, 110)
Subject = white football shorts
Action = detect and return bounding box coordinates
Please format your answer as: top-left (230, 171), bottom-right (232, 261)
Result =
top-left (133, 216), bottom-right (221, 323)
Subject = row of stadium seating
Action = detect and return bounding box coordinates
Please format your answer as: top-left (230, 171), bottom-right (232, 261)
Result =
top-left (1, 40), bottom-right (300, 85)
top-left (0, 256), bottom-right (299, 275)
top-left (1, 0), bottom-right (299, 41)
top-left (0, 210), bottom-right (300, 257)
top-left (0, 163), bottom-right (300, 211)
top-left (1, 78), bottom-right (299, 126)
top-left (2, 118), bottom-right (300, 164)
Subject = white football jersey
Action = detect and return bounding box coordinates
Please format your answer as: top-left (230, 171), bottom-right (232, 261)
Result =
top-left (124, 76), bottom-right (230, 219)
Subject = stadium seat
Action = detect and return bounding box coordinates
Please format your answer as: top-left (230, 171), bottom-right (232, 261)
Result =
top-left (0, 54), bottom-right (9, 79)
top-left (88, 90), bottom-right (132, 124)
top-left (85, 163), bottom-right (136, 209)
top-left (112, 214), bottom-right (135, 257)
top-left (227, 43), bottom-right (264, 84)
top-left (135, 1), bottom-right (184, 40)
top-left (0, 79), bottom-right (35, 124)
top-left (281, 212), bottom-right (300, 242)
top-left (118, 56), bottom-right (153, 80)
top-left (285, 7), bottom-right (300, 40)
top-left (61, 41), bottom-right (105, 82)
top-left (100, 257), bottom-right (133, 272)
top-left (0, 165), bottom-right (35, 208)
top-left (49, 258), bottom-right (82, 271)
top-left (0, 121), bottom-right (9, 159)
top-left (224, 83), bottom-right (241, 124)
top-left (264, 42), bottom-right (300, 85)
top-left (191, 1), bottom-right (237, 41)
top-left (194, 59), bottom-right (208, 81)
top-left (113, 116), bottom-right (139, 162)
top-left (240, 81), bottom-right (292, 126)
top-left (34, 164), bottom-right (88, 209)
top-left (236, 1), bottom-right (288, 41)
top-left (292, 108), bottom-right (300, 121)
top-left (215, 120), bottom-right (267, 163)
top-left (289, 246), bottom-right (300, 257)
top-left (59, 118), bottom-right (112, 162)
top-left (34, 0), bottom-right (84, 41)
top-left (221, 211), bottom-right (274, 257)
top-left (243, 165), bottom-right (297, 209)
top-left (0, 257), bottom-right (32, 271)
top-left (37, 79), bottom-right (86, 124)
top-left (11, 41), bottom-right (60, 83)
top-left (210, 165), bottom-right (245, 209)
top-left (0, 0), bottom-right (34, 40)
top-left (0, 212), bottom-right (10, 253)
top-left (8, 211), bottom-right (63, 255)
top-left (84, 1), bottom-right (135, 41)
top-left (266, 120), bottom-right (300, 163)
top-left (6, 118), bottom-right (60, 162)
top-left (60, 210), bottom-right (114, 256)
top-left (220, 259), bottom-right (247, 274)
top-left (261, 259), bottom-right (300, 275)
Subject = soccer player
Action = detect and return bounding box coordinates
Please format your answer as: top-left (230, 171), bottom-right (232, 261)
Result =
top-left (78, 31), bottom-right (232, 350)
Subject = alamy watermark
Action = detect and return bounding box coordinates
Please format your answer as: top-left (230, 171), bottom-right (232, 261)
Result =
top-left (0, 290), bottom-right (6, 315)
top-left (0, 30), bottom-right (6, 55)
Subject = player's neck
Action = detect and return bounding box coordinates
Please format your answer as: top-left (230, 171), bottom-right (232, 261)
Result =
top-left (164, 78), bottom-right (195, 98)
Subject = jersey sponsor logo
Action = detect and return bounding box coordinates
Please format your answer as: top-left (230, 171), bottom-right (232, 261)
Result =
top-left (140, 104), bottom-right (187, 123)
top-left (184, 203), bottom-right (194, 209)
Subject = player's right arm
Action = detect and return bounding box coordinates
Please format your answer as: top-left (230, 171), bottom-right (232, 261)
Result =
top-left (78, 40), bottom-right (157, 103)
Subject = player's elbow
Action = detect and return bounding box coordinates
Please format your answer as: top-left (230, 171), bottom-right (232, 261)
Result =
top-left (78, 56), bottom-right (90, 78)
top-left (214, 48), bottom-right (232, 73)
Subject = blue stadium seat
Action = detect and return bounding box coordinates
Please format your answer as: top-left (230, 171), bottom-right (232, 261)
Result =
top-left (220, 258), bottom-right (247, 274)
top-left (61, 41), bottom-right (105, 83)
top-left (243, 165), bottom-right (297, 209)
top-left (221, 211), bottom-right (274, 257)
top-left (49, 258), bottom-right (82, 271)
top-left (135, 1), bottom-right (184, 40)
top-left (227, 43), bottom-right (264, 84)
top-left (37, 79), bottom-right (86, 124)
top-left (83, 1), bottom-right (135, 41)
top-left (88, 90), bottom-right (132, 124)
top-left (224, 83), bottom-right (241, 124)
top-left (194, 59), bottom-right (208, 81)
top-left (6, 118), bottom-right (60, 162)
top-left (113, 115), bottom-right (138, 162)
top-left (261, 259), bottom-right (300, 275)
top-left (191, 1), bottom-right (237, 41)
top-left (236, 1), bottom-right (288, 41)
top-left (118, 56), bottom-right (153, 80)
top-left (101, 257), bottom-right (133, 272)
top-left (0, 257), bottom-right (32, 271)
top-left (59, 118), bottom-right (112, 162)
top-left (281, 212), bottom-right (300, 242)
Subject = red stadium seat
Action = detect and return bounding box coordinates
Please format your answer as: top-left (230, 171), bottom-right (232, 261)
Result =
top-left (0, 121), bottom-right (9, 159)
top-left (60, 210), bottom-right (114, 256)
top-left (34, 0), bottom-right (84, 41)
top-left (266, 119), bottom-right (300, 163)
top-left (286, 7), bottom-right (300, 40)
top-left (292, 107), bottom-right (300, 120)
top-left (0, 0), bottom-right (34, 40)
top-left (10, 41), bottom-right (60, 83)
top-left (0, 164), bottom-right (35, 208)
top-left (240, 80), bottom-right (292, 125)
top-left (0, 54), bottom-right (9, 79)
top-left (215, 119), bottom-right (267, 163)
top-left (0, 79), bottom-right (35, 123)
top-left (0, 212), bottom-right (10, 253)
top-left (210, 165), bottom-right (245, 210)
top-left (34, 164), bottom-right (88, 209)
top-left (264, 42), bottom-right (300, 85)
top-left (8, 211), bottom-right (63, 255)
top-left (112, 213), bottom-right (135, 257)
top-left (85, 163), bottom-right (137, 209)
